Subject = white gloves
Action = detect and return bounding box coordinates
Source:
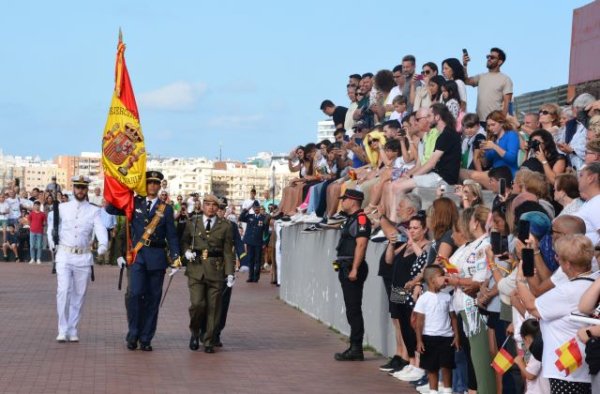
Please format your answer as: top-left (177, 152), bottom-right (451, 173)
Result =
top-left (117, 256), bottom-right (126, 269)
top-left (97, 245), bottom-right (108, 255)
top-left (227, 274), bottom-right (235, 288)
top-left (48, 239), bottom-right (55, 251)
top-left (185, 250), bottom-right (196, 261)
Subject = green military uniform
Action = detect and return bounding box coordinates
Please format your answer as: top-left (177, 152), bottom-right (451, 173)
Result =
top-left (182, 213), bottom-right (234, 348)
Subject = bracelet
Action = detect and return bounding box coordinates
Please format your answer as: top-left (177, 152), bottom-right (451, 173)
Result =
top-left (542, 160), bottom-right (548, 165)
top-left (517, 278), bottom-right (528, 284)
top-left (533, 250), bottom-right (540, 255)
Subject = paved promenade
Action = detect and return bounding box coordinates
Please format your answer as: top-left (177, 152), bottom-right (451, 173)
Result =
top-left (0, 263), bottom-right (412, 393)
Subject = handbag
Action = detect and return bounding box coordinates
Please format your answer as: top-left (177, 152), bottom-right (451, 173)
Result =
top-left (390, 284), bottom-right (410, 304)
top-left (389, 244), bottom-right (412, 305)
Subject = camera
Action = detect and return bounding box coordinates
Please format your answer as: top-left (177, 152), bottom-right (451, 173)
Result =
top-left (528, 139), bottom-right (541, 152)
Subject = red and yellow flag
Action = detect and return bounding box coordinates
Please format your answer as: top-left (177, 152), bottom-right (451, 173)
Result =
top-left (438, 256), bottom-right (459, 275)
top-left (102, 29), bottom-right (146, 220)
top-left (491, 348), bottom-right (514, 375)
top-left (555, 338), bottom-right (584, 376)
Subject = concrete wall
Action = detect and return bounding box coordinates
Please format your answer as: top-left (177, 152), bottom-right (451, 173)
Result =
top-left (279, 225), bottom-right (395, 356)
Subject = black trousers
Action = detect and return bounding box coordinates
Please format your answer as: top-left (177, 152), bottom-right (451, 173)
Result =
top-left (338, 262), bottom-right (368, 346)
top-left (215, 284), bottom-right (232, 340)
top-left (395, 304), bottom-right (417, 358)
top-left (246, 244), bottom-right (262, 281)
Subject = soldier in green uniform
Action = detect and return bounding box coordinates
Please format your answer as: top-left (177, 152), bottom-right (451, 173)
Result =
top-left (182, 194), bottom-right (235, 353)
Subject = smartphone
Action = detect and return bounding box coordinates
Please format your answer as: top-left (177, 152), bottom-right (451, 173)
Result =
top-left (518, 220), bottom-right (530, 243)
top-left (491, 232), bottom-right (502, 255)
top-left (462, 48), bottom-right (469, 57)
top-left (499, 178), bottom-right (506, 196)
top-left (416, 74), bottom-right (424, 81)
top-left (522, 248), bottom-right (535, 277)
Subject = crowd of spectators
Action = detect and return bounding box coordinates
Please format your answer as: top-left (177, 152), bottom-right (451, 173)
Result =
top-left (273, 48), bottom-right (600, 394)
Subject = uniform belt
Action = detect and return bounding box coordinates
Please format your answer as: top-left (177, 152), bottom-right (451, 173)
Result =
top-left (193, 249), bottom-right (224, 258)
top-left (143, 239), bottom-right (167, 248)
top-left (59, 245), bottom-right (92, 255)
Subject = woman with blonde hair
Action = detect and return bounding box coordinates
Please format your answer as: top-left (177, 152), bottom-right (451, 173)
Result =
top-left (461, 110), bottom-right (520, 189)
top-left (538, 103), bottom-right (561, 138)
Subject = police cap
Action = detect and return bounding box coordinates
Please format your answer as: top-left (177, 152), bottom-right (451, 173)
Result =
top-left (339, 189), bottom-right (364, 201)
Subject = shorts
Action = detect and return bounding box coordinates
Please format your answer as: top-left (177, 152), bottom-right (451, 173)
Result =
top-left (413, 173), bottom-right (445, 188)
top-left (420, 335), bottom-right (455, 372)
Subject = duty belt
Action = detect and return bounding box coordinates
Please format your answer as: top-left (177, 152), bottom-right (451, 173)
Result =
top-left (143, 239), bottom-right (167, 248)
top-left (193, 249), bottom-right (224, 259)
top-left (59, 245), bottom-right (92, 255)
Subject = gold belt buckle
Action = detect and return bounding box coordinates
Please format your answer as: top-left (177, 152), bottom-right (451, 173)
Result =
top-left (202, 249), bottom-right (209, 260)
top-left (143, 239), bottom-right (151, 247)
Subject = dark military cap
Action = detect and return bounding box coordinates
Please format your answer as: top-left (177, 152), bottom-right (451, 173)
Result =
top-left (146, 171), bottom-right (164, 182)
top-left (252, 200), bottom-right (260, 208)
top-left (339, 189), bottom-right (364, 201)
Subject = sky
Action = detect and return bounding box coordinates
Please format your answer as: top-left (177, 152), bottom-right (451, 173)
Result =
top-left (0, 0), bottom-right (591, 161)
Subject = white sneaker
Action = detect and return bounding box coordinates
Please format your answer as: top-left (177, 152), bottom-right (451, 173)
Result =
top-left (29, 259), bottom-right (35, 264)
top-left (370, 229), bottom-right (387, 243)
top-left (396, 366), bottom-right (425, 382)
top-left (36, 259), bottom-right (42, 264)
top-left (290, 212), bottom-right (304, 223)
top-left (391, 364), bottom-right (413, 378)
top-left (56, 334), bottom-right (67, 343)
top-left (302, 213), bottom-right (322, 224)
top-left (69, 335), bottom-right (79, 342)
top-left (416, 383), bottom-right (430, 393)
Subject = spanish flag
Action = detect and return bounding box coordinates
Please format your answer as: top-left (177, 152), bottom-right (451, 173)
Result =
top-left (491, 348), bottom-right (514, 374)
top-left (555, 338), bottom-right (584, 376)
top-left (438, 256), bottom-right (459, 275)
top-left (101, 29), bottom-right (146, 220)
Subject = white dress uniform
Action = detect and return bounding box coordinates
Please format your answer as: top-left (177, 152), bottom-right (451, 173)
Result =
top-left (47, 183), bottom-right (108, 342)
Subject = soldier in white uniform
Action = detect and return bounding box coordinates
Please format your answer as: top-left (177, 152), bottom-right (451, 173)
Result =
top-left (47, 176), bottom-right (108, 343)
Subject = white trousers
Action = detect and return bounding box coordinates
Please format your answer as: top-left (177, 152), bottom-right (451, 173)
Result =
top-left (56, 263), bottom-right (91, 337)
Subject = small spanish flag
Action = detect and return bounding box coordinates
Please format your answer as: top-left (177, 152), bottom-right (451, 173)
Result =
top-left (555, 338), bottom-right (583, 376)
top-left (438, 256), bottom-right (459, 275)
top-left (491, 348), bottom-right (514, 374)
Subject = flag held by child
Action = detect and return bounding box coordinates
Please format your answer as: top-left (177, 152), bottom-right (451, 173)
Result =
top-left (492, 348), bottom-right (514, 374)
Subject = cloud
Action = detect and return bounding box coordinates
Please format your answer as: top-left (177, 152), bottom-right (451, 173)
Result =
top-left (207, 114), bottom-right (264, 129)
top-left (139, 81), bottom-right (207, 111)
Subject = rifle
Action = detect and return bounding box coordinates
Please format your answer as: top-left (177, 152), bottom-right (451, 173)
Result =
top-left (51, 182), bottom-right (59, 274)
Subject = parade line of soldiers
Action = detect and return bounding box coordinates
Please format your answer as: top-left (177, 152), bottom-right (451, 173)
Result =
top-left (54, 171), bottom-right (247, 353)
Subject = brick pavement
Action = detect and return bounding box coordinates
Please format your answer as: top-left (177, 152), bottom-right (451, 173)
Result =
top-left (0, 263), bottom-right (415, 393)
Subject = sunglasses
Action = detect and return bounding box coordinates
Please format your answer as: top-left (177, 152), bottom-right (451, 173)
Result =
top-left (486, 55), bottom-right (498, 60)
top-left (422, 70), bottom-right (431, 75)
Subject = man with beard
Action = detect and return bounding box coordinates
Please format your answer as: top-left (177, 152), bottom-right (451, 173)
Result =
top-left (47, 176), bottom-right (108, 343)
top-left (463, 47), bottom-right (513, 121)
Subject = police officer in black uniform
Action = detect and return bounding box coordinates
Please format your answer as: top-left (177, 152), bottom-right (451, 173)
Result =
top-left (334, 189), bottom-right (371, 361)
top-left (239, 200), bottom-right (268, 283)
